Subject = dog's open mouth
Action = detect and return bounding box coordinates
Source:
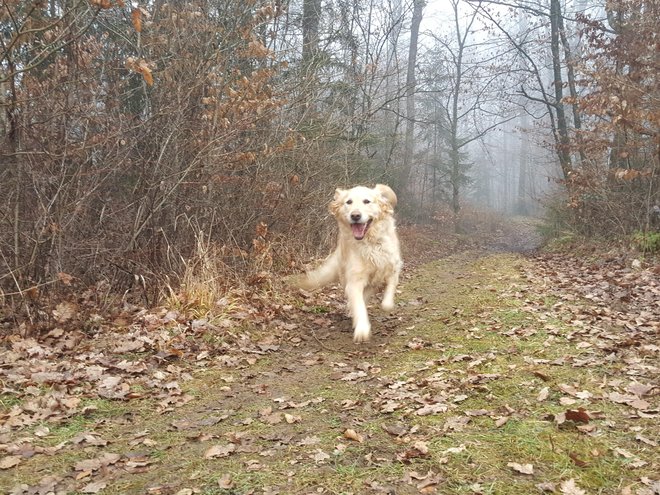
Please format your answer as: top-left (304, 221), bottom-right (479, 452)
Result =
top-left (350, 220), bottom-right (372, 240)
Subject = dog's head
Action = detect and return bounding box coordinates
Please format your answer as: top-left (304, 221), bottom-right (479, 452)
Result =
top-left (330, 184), bottom-right (398, 240)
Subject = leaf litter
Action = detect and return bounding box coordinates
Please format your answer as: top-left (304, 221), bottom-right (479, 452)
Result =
top-left (2, 222), bottom-right (659, 494)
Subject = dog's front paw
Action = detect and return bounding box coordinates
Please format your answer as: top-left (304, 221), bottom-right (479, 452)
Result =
top-left (381, 299), bottom-right (395, 311)
top-left (353, 323), bottom-right (371, 343)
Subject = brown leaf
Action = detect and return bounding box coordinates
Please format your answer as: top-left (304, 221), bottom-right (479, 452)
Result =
top-left (217, 474), bottom-right (233, 489)
top-left (0, 455), bottom-right (21, 469)
top-left (568, 452), bottom-right (589, 467)
top-left (625, 382), bottom-right (654, 397)
top-left (53, 302), bottom-right (77, 323)
top-left (74, 453), bottom-right (121, 472)
top-left (57, 272), bottom-right (74, 285)
top-left (416, 403), bottom-right (448, 416)
top-left (531, 370), bottom-right (551, 381)
top-left (343, 429), bottom-right (364, 443)
top-left (629, 398), bottom-right (651, 410)
top-left (131, 8), bottom-right (142, 32)
top-left (465, 409), bottom-right (490, 416)
top-left (609, 391), bottom-right (636, 404)
top-left (204, 443), bottom-right (236, 459)
top-left (413, 441), bottom-right (429, 455)
top-left (417, 473), bottom-right (443, 491)
top-left (398, 445), bottom-right (429, 462)
top-left (298, 436), bottom-right (320, 446)
top-left (565, 408), bottom-right (590, 423)
top-left (81, 481), bottom-right (107, 494)
top-left (537, 386), bottom-right (550, 402)
top-left (494, 416), bottom-right (509, 427)
top-left (507, 462), bottom-right (534, 475)
top-left (72, 432), bottom-right (108, 447)
top-left (443, 416), bottom-right (470, 432)
top-left (635, 434), bottom-right (658, 447)
top-left (138, 61), bottom-right (153, 86)
top-left (382, 422), bottom-right (409, 436)
top-left (340, 370), bottom-right (367, 381)
top-left (284, 413), bottom-right (301, 424)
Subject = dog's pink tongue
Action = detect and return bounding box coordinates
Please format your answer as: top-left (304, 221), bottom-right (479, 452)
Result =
top-left (351, 223), bottom-right (368, 239)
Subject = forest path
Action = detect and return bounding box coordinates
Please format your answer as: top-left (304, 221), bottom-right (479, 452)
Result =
top-left (4, 218), bottom-right (658, 495)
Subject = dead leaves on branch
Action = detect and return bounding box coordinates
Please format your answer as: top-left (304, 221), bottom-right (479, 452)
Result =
top-left (125, 57), bottom-right (154, 86)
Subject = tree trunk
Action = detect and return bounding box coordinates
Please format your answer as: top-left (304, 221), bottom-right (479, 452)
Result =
top-left (399, 0), bottom-right (424, 195)
top-left (302, 0), bottom-right (322, 65)
top-left (301, 0), bottom-right (322, 116)
top-left (517, 111), bottom-right (530, 215)
top-left (550, 0), bottom-right (573, 180)
top-left (557, 6), bottom-right (586, 166)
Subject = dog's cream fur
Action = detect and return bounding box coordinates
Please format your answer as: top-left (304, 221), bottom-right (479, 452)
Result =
top-left (292, 184), bottom-right (402, 342)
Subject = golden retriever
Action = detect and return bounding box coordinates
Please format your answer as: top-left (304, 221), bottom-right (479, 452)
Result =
top-left (292, 184), bottom-right (402, 342)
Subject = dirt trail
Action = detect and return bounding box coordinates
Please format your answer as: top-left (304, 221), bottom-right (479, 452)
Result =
top-left (4, 218), bottom-right (658, 495)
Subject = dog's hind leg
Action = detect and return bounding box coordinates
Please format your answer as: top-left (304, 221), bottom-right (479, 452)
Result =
top-left (345, 279), bottom-right (371, 342)
top-left (291, 250), bottom-right (340, 290)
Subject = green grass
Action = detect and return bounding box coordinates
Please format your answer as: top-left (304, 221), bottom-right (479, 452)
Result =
top-left (3, 251), bottom-right (656, 495)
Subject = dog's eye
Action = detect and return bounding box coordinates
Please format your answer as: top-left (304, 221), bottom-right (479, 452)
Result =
top-left (346, 199), bottom-right (353, 205)
top-left (363, 199), bottom-right (371, 204)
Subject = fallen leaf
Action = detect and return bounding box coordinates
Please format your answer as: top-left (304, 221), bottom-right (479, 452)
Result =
top-left (560, 478), bottom-right (587, 495)
top-left (614, 447), bottom-right (635, 458)
top-left (343, 429), bottom-right (364, 443)
top-left (341, 371), bottom-right (367, 381)
top-left (0, 456), bottom-right (21, 469)
top-left (413, 441), bottom-right (429, 455)
top-left (312, 449), bottom-right (330, 463)
top-left (382, 422), bottom-right (409, 436)
top-left (444, 444), bottom-right (466, 454)
top-left (204, 443), bottom-right (236, 459)
top-left (507, 462), bottom-right (534, 475)
top-left (568, 452), bottom-right (589, 467)
top-left (298, 436), bottom-right (320, 446)
top-left (284, 413), bottom-right (301, 424)
top-left (494, 416), bottom-right (509, 427)
top-left (82, 481), bottom-right (107, 494)
top-left (416, 403), bottom-right (448, 416)
top-left (217, 474), bottom-right (233, 489)
top-left (417, 471), bottom-right (443, 491)
top-left (74, 453), bottom-right (121, 472)
top-left (537, 386), bottom-right (550, 402)
top-left (443, 415), bottom-right (471, 432)
top-left (565, 408), bottom-right (590, 423)
top-left (635, 434), bottom-right (658, 447)
top-left (626, 382), bottom-right (654, 397)
top-left (53, 302), bottom-right (77, 323)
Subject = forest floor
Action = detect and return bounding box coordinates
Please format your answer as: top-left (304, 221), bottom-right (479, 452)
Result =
top-left (2, 218), bottom-right (659, 495)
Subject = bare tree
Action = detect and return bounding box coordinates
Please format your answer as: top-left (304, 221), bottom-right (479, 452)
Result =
top-left (398, 0), bottom-right (425, 196)
top-left (471, 0), bottom-right (578, 181)
top-left (424, 0), bottom-right (515, 229)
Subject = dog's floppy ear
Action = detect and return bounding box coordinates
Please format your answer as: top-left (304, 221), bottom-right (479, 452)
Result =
top-left (374, 184), bottom-right (397, 209)
top-left (329, 188), bottom-right (345, 216)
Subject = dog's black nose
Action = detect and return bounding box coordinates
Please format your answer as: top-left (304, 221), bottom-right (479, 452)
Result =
top-left (350, 212), bottom-right (361, 222)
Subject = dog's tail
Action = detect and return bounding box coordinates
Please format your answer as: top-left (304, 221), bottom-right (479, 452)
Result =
top-left (289, 251), bottom-right (340, 291)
